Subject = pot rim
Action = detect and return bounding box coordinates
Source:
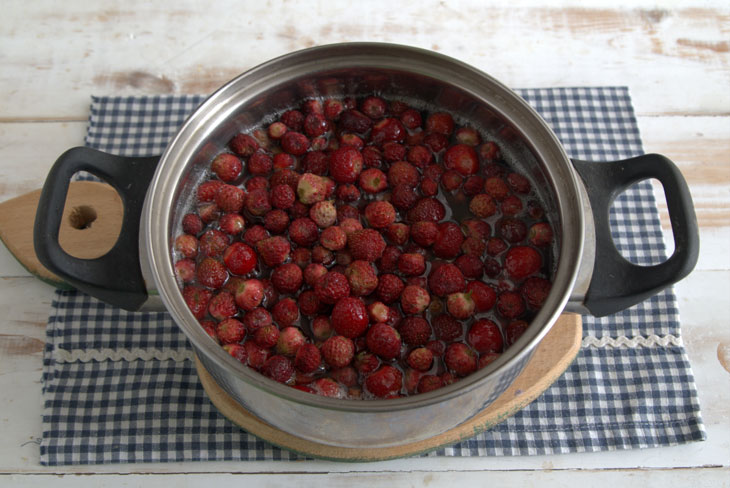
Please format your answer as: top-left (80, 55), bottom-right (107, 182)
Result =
top-left (143, 42), bottom-right (585, 413)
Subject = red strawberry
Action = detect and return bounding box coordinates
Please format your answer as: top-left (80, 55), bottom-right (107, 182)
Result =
top-left (339, 109), bottom-right (373, 133)
top-left (314, 272), bottom-right (350, 304)
top-left (175, 259), bottom-right (196, 282)
top-left (446, 292), bottom-right (475, 319)
top-left (407, 347), bottom-right (434, 371)
top-left (443, 144), bottom-right (479, 176)
top-left (504, 246), bottom-right (542, 279)
top-left (504, 320), bottom-right (529, 346)
top-left (427, 263), bottom-right (466, 297)
top-left (271, 297), bottom-right (300, 327)
top-left (199, 229), bottom-right (229, 257)
top-left (311, 245), bottom-right (334, 266)
top-left (219, 213), bottom-right (246, 236)
top-left (216, 317), bottom-right (246, 344)
top-left (497, 291), bottom-right (526, 319)
top-left (197, 257), bottom-right (228, 289)
top-left (242, 307), bottom-right (272, 333)
top-left (288, 218), bottom-right (319, 247)
top-left (244, 188), bottom-right (271, 216)
top-left (406, 197), bottom-right (445, 223)
top-left (390, 184), bottom-right (419, 210)
top-left (208, 291), bottom-right (237, 320)
top-left (410, 221), bottom-right (439, 247)
top-left (222, 343), bottom-right (247, 363)
top-left (444, 342), bottom-right (477, 376)
top-left (244, 340), bottom-right (271, 370)
top-left (182, 286), bottom-right (212, 319)
top-left (174, 234), bottom-right (198, 259)
top-left (425, 112), bottom-right (454, 135)
top-left (364, 200), bottom-right (396, 229)
top-left (479, 352), bottom-right (501, 369)
top-left (330, 366), bottom-right (358, 387)
top-left (359, 168), bottom-right (388, 194)
top-left (387, 161), bottom-right (419, 187)
top-left (360, 96), bottom-right (387, 119)
top-left (230, 133), bottom-right (259, 157)
top-left (323, 98), bottom-right (344, 120)
top-left (271, 263), bottom-right (303, 294)
top-left (311, 316), bottom-right (334, 341)
top-left (211, 153), bottom-right (242, 182)
top-left (263, 209), bottom-right (289, 234)
top-left (245, 176), bottom-right (269, 192)
top-left (336, 183), bottom-right (361, 202)
top-left (270, 184), bottom-right (296, 210)
top-left (454, 254), bottom-right (483, 279)
top-left (234, 278), bottom-right (264, 311)
top-left (398, 253), bottom-right (426, 276)
top-left (248, 152), bottom-right (273, 175)
top-left (398, 316), bottom-right (431, 346)
top-left (500, 195), bottom-right (523, 216)
top-left (321, 335), bottom-right (355, 368)
top-left (304, 112), bottom-right (329, 137)
top-left (478, 141), bottom-right (500, 162)
top-left (281, 131), bottom-right (309, 156)
top-left (486, 237), bottom-right (508, 256)
top-left (417, 374), bottom-right (443, 393)
top-left (484, 176), bottom-right (510, 200)
top-left (403, 368), bottom-right (423, 394)
top-left (214, 184), bottom-right (244, 213)
top-left (182, 213), bottom-right (203, 235)
top-left (329, 146), bottom-right (364, 183)
top-left (440, 170), bottom-right (463, 191)
top-left (243, 225), bottom-right (269, 247)
top-left (331, 296), bottom-right (368, 338)
top-left (528, 222), bottom-right (553, 247)
top-left (294, 343), bottom-right (322, 373)
top-left (463, 175), bottom-right (485, 196)
top-left (312, 377), bottom-right (345, 398)
top-left (197, 180), bottom-right (224, 202)
top-left (276, 327), bottom-right (306, 356)
top-left (309, 200), bottom-right (337, 228)
top-left (223, 242), bottom-right (257, 275)
top-left (365, 322), bottom-right (401, 360)
top-left (462, 219), bottom-right (491, 241)
top-left (255, 236), bottom-right (291, 267)
top-left (347, 228), bottom-right (386, 261)
top-left (406, 145), bottom-right (432, 167)
top-left (253, 324), bottom-right (280, 348)
top-left (383, 224), bottom-right (408, 247)
top-left (345, 260), bottom-right (379, 296)
top-left (400, 285), bottom-right (430, 315)
top-left (467, 281), bottom-right (497, 312)
top-left (400, 109), bottom-right (422, 130)
top-left (467, 319), bottom-right (503, 354)
top-left (432, 314), bottom-right (462, 342)
top-left (469, 193), bottom-right (497, 218)
top-left (297, 172), bottom-right (330, 205)
top-left (262, 355), bottom-right (294, 383)
top-left (461, 236), bottom-right (486, 256)
top-left (520, 276), bottom-right (552, 309)
top-left (371, 118), bottom-right (406, 145)
top-left (320, 226), bottom-right (348, 251)
top-left (507, 172), bottom-right (531, 194)
top-left (365, 365), bottom-right (403, 398)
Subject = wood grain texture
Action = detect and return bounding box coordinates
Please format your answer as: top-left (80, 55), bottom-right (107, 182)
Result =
top-left (197, 314), bottom-right (582, 462)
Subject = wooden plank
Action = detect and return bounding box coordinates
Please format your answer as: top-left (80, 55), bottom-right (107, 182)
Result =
top-left (0, 3), bottom-right (728, 119)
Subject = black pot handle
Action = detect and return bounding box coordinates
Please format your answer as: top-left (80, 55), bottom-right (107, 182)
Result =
top-left (571, 154), bottom-right (699, 317)
top-left (33, 147), bottom-right (160, 311)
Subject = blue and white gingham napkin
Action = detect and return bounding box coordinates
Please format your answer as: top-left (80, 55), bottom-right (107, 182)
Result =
top-left (40, 88), bottom-right (705, 465)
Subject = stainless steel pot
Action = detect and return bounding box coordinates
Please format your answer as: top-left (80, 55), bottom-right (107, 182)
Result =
top-left (33, 43), bottom-right (699, 448)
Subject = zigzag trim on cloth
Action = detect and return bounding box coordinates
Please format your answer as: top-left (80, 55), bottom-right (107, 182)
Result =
top-left (53, 347), bottom-right (194, 363)
top-left (581, 334), bottom-right (683, 348)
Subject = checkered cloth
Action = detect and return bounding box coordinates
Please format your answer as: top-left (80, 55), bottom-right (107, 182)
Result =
top-left (40, 88), bottom-right (705, 465)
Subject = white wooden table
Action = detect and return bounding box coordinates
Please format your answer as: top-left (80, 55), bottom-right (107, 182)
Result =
top-left (1, 1), bottom-right (728, 486)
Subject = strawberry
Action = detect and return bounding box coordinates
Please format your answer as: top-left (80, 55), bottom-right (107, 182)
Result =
top-left (208, 290), bottom-right (237, 321)
top-left (367, 301), bottom-right (391, 324)
top-left (410, 221), bottom-right (438, 247)
top-left (398, 316), bottom-right (431, 346)
top-left (496, 291), bottom-right (526, 319)
top-left (330, 366), bottom-right (359, 388)
top-left (223, 242), bottom-right (257, 275)
top-left (339, 217), bottom-right (363, 237)
top-left (230, 133), bottom-right (260, 157)
top-left (304, 112), bottom-right (329, 137)
top-left (360, 96), bottom-right (387, 119)
top-left (359, 168), bottom-right (388, 194)
top-left (365, 365), bottom-right (403, 398)
top-left (297, 172), bottom-right (330, 205)
top-left (242, 307), bottom-right (273, 333)
top-left (174, 234), bottom-right (198, 259)
top-left (255, 236), bottom-right (291, 267)
top-left (440, 170), bottom-right (463, 191)
top-left (281, 131), bottom-right (309, 156)
top-left (182, 213), bottom-right (203, 235)
top-left (347, 229), bottom-right (386, 261)
top-left (197, 180), bottom-right (224, 202)
top-left (417, 374), bottom-right (443, 393)
top-left (407, 347), bottom-right (434, 371)
top-left (400, 285), bottom-right (430, 315)
top-left (323, 98), bottom-right (344, 120)
top-left (270, 184), bottom-right (296, 210)
top-left (245, 176), bottom-right (269, 192)
top-left (469, 193), bottom-right (497, 218)
top-left (264, 209), bottom-right (289, 234)
top-left (216, 317), bottom-right (246, 344)
top-left (244, 340), bottom-right (271, 370)
top-left (528, 222), bottom-right (553, 247)
top-left (279, 109), bottom-right (304, 131)
top-left (302, 151), bottom-right (329, 175)
top-left (211, 153), bottom-right (242, 182)
top-left (371, 118), bottom-right (406, 145)
top-left (234, 279), bottom-right (264, 311)
top-left (311, 245), bottom-right (334, 266)
top-left (312, 377), bottom-right (345, 398)
top-left (478, 352), bottom-right (501, 369)
top-left (288, 217), bottom-right (319, 247)
top-left (478, 141), bottom-right (500, 162)
top-left (276, 327), bottom-right (306, 356)
top-left (446, 292), bottom-right (475, 319)
top-left (340, 109), bottom-right (373, 133)
top-left (362, 145), bottom-right (384, 168)
top-left (484, 176), bottom-right (510, 200)
top-left (311, 316), bottom-right (334, 341)
top-left (354, 351), bottom-right (380, 375)
top-left (406, 197), bottom-right (445, 223)
top-left (223, 343), bottom-right (247, 363)
top-left (271, 297), bottom-right (300, 327)
top-left (387, 161), bottom-right (419, 187)
top-left (397, 253), bottom-right (426, 276)
top-left (427, 263), bottom-right (466, 297)
top-left (364, 201), bottom-right (396, 229)
top-left (365, 322), bottom-right (402, 360)
top-left (403, 368), bottom-right (422, 394)
top-left (253, 324), bottom-right (280, 348)
top-left (443, 144), bottom-right (479, 176)
top-left (219, 213), bottom-right (246, 235)
top-left (444, 342), bottom-right (477, 376)
top-left (520, 276), bottom-right (552, 309)
top-left (270, 168), bottom-right (300, 190)
top-left (486, 237), bottom-right (508, 256)
top-left (400, 109), bottom-right (422, 130)
top-left (271, 263), bottom-right (303, 294)
top-left (463, 175), bottom-right (485, 196)
top-left (268, 121), bottom-right (288, 139)
top-left (504, 246), bottom-right (542, 279)
top-left (175, 259), bottom-right (196, 282)
top-left (406, 145), bottom-right (432, 167)
top-left (329, 146), bottom-right (364, 183)
top-left (507, 172), bottom-right (531, 194)
top-left (461, 219), bottom-right (491, 241)
top-left (248, 152), bottom-right (273, 175)
top-left (262, 355), bottom-right (294, 383)
top-left (321, 335), bottom-right (355, 368)
top-left (390, 184), bottom-right (419, 210)
top-left (454, 254), bottom-right (483, 279)
top-left (425, 112), bottom-right (454, 135)
top-left (314, 272), bottom-right (350, 304)
top-left (504, 320), bottom-right (529, 346)
top-left (500, 195), bottom-right (523, 216)
top-left (320, 226), bottom-right (347, 251)
top-left (199, 229), bottom-right (229, 257)
top-left (331, 296), bottom-right (369, 338)
top-left (432, 314), bottom-right (462, 342)
top-left (383, 224), bottom-right (408, 247)
top-left (467, 281), bottom-right (497, 312)
top-left (345, 260), bottom-right (379, 296)
top-left (461, 236), bottom-right (486, 257)
top-left (244, 188), bottom-right (271, 216)
top-left (303, 263), bottom-right (328, 287)
top-left (197, 257), bottom-right (228, 289)
top-left (467, 319), bottom-right (503, 354)
top-left (294, 343), bottom-right (321, 373)
top-left (336, 183), bottom-right (361, 202)
top-left (182, 286), bottom-right (212, 319)
top-left (242, 225), bottom-right (269, 247)
top-left (309, 200), bottom-right (337, 228)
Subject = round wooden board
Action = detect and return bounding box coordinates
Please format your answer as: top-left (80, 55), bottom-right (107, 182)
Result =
top-left (195, 313), bottom-right (582, 462)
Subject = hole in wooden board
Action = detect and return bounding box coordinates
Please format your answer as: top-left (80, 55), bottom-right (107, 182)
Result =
top-left (58, 179), bottom-right (124, 259)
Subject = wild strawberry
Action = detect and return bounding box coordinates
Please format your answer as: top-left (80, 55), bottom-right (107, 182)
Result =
top-left (363, 201), bottom-right (395, 229)
top-left (444, 342), bottom-right (477, 376)
top-left (174, 234), bottom-right (198, 259)
top-left (407, 145), bottom-right (433, 168)
top-left (271, 297), bottom-right (299, 327)
top-left (286, 217), bottom-right (318, 247)
top-left (399, 108), bottom-right (422, 129)
top-left (359, 96), bottom-right (386, 119)
top-left (467, 281), bottom-right (497, 313)
top-left (270, 168), bottom-right (300, 190)
top-left (233, 279), bottom-right (264, 311)
top-left (407, 347), bottom-right (434, 371)
top-left (321, 335), bottom-right (355, 368)
top-left (267, 121), bottom-right (288, 140)
top-left (210, 153), bottom-right (242, 182)
top-left (264, 209), bottom-right (289, 234)
top-left (469, 193), bottom-right (497, 218)
top-left (528, 222), bottom-right (553, 247)
top-left (366, 301), bottom-right (390, 324)
top-left (244, 340), bottom-right (271, 370)
top-left (329, 146), bottom-right (364, 184)
top-left (454, 254), bottom-right (483, 279)
top-left (432, 314), bottom-right (462, 342)
top-left (272, 153), bottom-right (295, 170)
top-left (331, 366), bottom-right (359, 387)
top-left (197, 226), bottom-right (228, 257)
top-left (280, 131), bottom-right (309, 156)
top-left (520, 276), bottom-right (551, 309)
top-left (301, 264), bottom-right (326, 288)
top-left (228, 133), bottom-right (259, 157)
top-left (486, 237), bottom-right (508, 256)
top-left (497, 291), bottom-right (526, 319)
top-left (345, 260), bottom-right (379, 296)
top-left (218, 213), bottom-right (245, 236)
top-left (478, 141), bottom-right (500, 162)
top-left (425, 112), bottom-right (454, 135)
top-left (245, 176), bottom-right (269, 192)
top-left (398, 316), bottom-right (431, 346)
top-left (390, 184), bottom-right (419, 210)
top-left (270, 263), bottom-right (303, 295)
top-left (398, 253), bottom-right (426, 276)
top-left (181, 213), bottom-right (203, 236)
top-left (400, 285), bottom-right (430, 315)
top-left (432, 222), bottom-right (465, 259)
top-left (320, 226), bottom-right (347, 251)
top-left (314, 272), bottom-right (350, 305)
top-left (500, 195), bottom-right (523, 216)
top-left (197, 257), bottom-right (228, 289)
top-left (278, 109), bottom-right (303, 131)
top-left (311, 377), bottom-right (345, 398)
top-left (183, 286), bottom-right (212, 319)
top-left (371, 118), bottom-right (406, 145)
top-left (311, 244), bottom-right (334, 266)
top-left (247, 152), bottom-right (273, 175)
top-left (221, 243), bottom-right (256, 276)
top-left (261, 355), bottom-right (294, 383)
top-left (417, 374), bottom-right (443, 393)
top-left (223, 343), bottom-right (247, 362)
top-left (197, 180), bottom-right (224, 202)
top-left (242, 225), bottom-right (269, 247)
top-left (478, 352), bottom-right (501, 369)
top-left (426, 263), bottom-right (464, 297)
top-left (507, 172), bottom-right (531, 194)
top-left (338, 217), bottom-right (362, 237)
top-left (255, 236), bottom-right (290, 267)
top-left (462, 219), bottom-right (490, 242)
top-left (303, 112), bottom-right (329, 137)
top-left (244, 188), bottom-right (271, 216)
top-left (331, 296), bottom-right (368, 338)
top-left (366, 365), bottom-right (403, 398)
top-left (382, 223), bottom-right (408, 247)
top-left (443, 144), bottom-right (479, 176)
top-left (217, 317), bottom-right (246, 344)
top-left (311, 315), bottom-right (333, 341)
top-left (270, 184), bottom-right (295, 210)
top-left (358, 168), bottom-right (387, 194)
top-left (254, 324), bottom-right (280, 349)
top-left (213, 184), bottom-right (244, 213)
top-left (407, 197), bottom-right (445, 223)
top-left (340, 109), bottom-right (373, 133)
top-left (527, 200), bottom-right (545, 219)
top-left (484, 176), bottom-right (510, 200)
top-left (365, 323), bottom-right (401, 360)
top-left (208, 290), bottom-right (237, 321)
top-left (446, 292), bottom-right (475, 319)
top-left (347, 228), bottom-right (386, 261)
top-left (175, 258), bottom-right (196, 283)
top-left (439, 170), bottom-right (462, 191)
top-left (377, 274), bottom-right (405, 305)
top-left (242, 307), bottom-right (272, 333)
top-left (406, 221), bottom-right (435, 248)
top-left (323, 98), bottom-right (344, 120)
top-left (384, 143), bottom-right (407, 163)
top-left (335, 184), bottom-right (359, 202)
top-left (388, 161), bottom-right (419, 188)
top-left (297, 172), bottom-right (330, 205)
top-left (504, 320), bottom-right (529, 346)
top-left (275, 327), bottom-right (305, 357)
top-left (467, 319), bottom-right (503, 354)
top-left (463, 175), bottom-right (486, 197)
top-left (504, 246), bottom-right (542, 279)
top-left (309, 200), bottom-right (336, 228)
top-left (354, 350), bottom-right (380, 374)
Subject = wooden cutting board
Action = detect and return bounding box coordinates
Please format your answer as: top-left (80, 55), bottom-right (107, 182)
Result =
top-left (196, 313), bottom-right (582, 462)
